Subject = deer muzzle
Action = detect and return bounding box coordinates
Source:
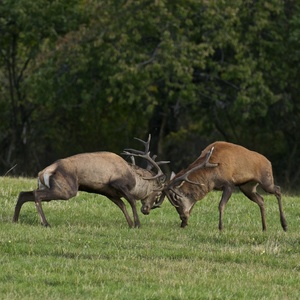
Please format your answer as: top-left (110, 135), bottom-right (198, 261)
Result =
top-left (141, 205), bottom-right (150, 215)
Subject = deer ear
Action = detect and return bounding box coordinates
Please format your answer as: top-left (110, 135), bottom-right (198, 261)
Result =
top-left (170, 171), bottom-right (176, 180)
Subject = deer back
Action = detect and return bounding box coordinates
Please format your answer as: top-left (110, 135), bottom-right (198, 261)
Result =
top-left (177, 141), bottom-right (273, 194)
top-left (38, 152), bottom-right (136, 190)
top-left (38, 151), bottom-right (163, 198)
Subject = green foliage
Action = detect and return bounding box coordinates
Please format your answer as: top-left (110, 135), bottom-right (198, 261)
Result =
top-left (1, 0), bottom-right (300, 189)
top-left (1, 177), bottom-right (299, 299)
top-left (0, 0), bottom-right (84, 172)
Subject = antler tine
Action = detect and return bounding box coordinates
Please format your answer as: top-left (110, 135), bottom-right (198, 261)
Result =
top-left (170, 147), bottom-right (218, 187)
top-left (152, 192), bottom-right (167, 209)
top-left (151, 154), bottom-right (170, 167)
top-left (122, 134), bottom-right (169, 181)
top-left (128, 151), bottom-right (165, 180)
top-left (145, 154), bottom-right (158, 171)
top-left (122, 149), bottom-right (144, 156)
top-left (163, 189), bottom-right (180, 208)
top-left (152, 154), bottom-right (170, 166)
top-left (134, 134), bottom-right (151, 153)
top-left (129, 156), bottom-right (136, 165)
top-left (122, 134), bottom-right (151, 156)
top-left (157, 160), bottom-right (170, 166)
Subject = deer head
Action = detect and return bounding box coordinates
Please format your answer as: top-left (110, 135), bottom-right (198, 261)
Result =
top-left (122, 134), bottom-right (169, 215)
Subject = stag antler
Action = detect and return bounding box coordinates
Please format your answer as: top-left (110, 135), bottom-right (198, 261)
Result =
top-left (170, 147), bottom-right (218, 187)
top-left (122, 134), bottom-right (169, 180)
top-left (159, 147), bottom-right (218, 207)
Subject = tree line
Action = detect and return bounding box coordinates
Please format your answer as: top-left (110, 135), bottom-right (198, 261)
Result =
top-left (1, 0), bottom-right (300, 190)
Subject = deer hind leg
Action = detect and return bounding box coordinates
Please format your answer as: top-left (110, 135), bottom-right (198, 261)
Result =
top-left (239, 182), bottom-right (267, 231)
top-left (13, 190), bottom-right (54, 227)
top-left (33, 178), bottom-right (78, 227)
top-left (218, 185), bottom-right (234, 230)
top-left (13, 191), bottom-right (35, 223)
top-left (260, 182), bottom-right (287, 232)
top-left (15, 173), bottom-right (78, 227)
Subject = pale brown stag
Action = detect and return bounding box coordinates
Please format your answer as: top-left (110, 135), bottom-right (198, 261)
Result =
top-left (13, 135), bottom-right (168, 227)
top-left (142, 141), bottom-right (287, 231)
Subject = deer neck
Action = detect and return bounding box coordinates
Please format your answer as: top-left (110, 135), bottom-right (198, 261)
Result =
top-left (179, 184), bottom-right (205, 201)
top-left (128, 164), bottom-right (159, 199)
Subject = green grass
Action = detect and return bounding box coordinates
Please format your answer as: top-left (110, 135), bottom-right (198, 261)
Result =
top-left (0, 176), bottom-right (299, 299)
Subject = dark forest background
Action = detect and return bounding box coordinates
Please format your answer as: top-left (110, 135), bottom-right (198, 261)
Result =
top-left (1, 0), bottom-right (300, 191)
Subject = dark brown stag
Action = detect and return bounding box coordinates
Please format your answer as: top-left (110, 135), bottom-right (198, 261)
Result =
top-left (142, 141), bottom-right (287, 231)
top-left (13, 135), bottom-right (168, 227)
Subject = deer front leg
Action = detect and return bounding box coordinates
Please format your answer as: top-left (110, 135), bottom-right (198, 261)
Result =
top-left (125, 197), bottom-right (140, 228)
top-left (110, 182), bottom-right (141, 228)
top-left (180, 215), bottom-right (188, 228)
top-left (109, 197), bottom-right (135, 228)
top-left (218, 186), bottom-right (233, 230)
top-left (175, 206), bottom-right (189, 228)
top-left (175, 198), bottom-right (196, 228)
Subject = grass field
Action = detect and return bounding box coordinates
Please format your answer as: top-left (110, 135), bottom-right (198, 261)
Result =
top-left (0, 176), bottom-right (299, 299)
